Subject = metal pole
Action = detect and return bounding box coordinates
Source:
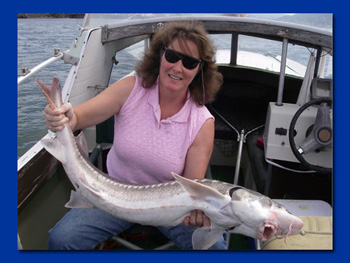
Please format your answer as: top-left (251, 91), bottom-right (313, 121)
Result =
top-left (233, 129), bottom-right (244, 185)
top-left (276, 38), bottom-right (288, 106)
top-left (18, 50), bottom-right (64, 85)
top-left (230, 33), bottom-right (239, 65)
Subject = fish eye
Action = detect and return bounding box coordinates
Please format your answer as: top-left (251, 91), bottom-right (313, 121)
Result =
top-left (260, 196), bottom-right (273, 208)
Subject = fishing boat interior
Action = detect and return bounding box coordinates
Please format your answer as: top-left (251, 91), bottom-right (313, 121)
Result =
top-left (18, 14), bottom-right (333, 250)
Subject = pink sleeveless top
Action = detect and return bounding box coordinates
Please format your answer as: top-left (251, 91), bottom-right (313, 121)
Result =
top-left (106, 75), bottom-right (214, 185)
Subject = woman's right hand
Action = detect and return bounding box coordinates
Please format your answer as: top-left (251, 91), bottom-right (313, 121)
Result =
top-left (43, 102), bottom-right (75, 132)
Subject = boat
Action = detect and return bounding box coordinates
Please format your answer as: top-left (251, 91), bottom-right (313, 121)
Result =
top-left (17, 13), bottom-right (333, 250)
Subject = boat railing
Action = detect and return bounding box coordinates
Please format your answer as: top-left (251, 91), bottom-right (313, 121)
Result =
top-left (17, 48), bottom-right (67, 85)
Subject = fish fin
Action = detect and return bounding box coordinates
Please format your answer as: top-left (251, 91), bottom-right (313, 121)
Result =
top-left (65, 191), bottom-right (94, 209)
top-left (75, 131), bottom-right (89, 159)
top-left (172, 172), bottom-right (227, 206)
top-left (41, 138), bottom-right (65, 163)
top-left (192, 227), bottom-right (225, 250)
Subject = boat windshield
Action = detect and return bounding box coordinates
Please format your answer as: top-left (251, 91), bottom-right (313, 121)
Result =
top-left (83, 13), bottom-right (332, 78)
top-left (83, 13), bottom-right (332, 31)
top-left (83, 13), bottom-right (221, 29)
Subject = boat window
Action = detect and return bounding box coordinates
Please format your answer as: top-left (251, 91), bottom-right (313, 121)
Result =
top-left (109, 41), bottom-right (144, 85)
top-left (83, 13), bottom-right (218, 29)
top-left (236, 35), bottom-right (310, 78)
top-left (319, 52), bottom-right (333, 79)
top-left (211, 34), bottom-right (232, 64)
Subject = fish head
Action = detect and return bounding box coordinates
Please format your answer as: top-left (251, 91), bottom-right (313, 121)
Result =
top-left (269, 201), bottom-right (304, 239)
top-left (228, 187), bottom-right (303, 241)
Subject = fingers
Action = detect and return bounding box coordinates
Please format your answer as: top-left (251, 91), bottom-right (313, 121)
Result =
top-left (63, 103), bottom-right (74, 126)
top-left (43, 103), bottom-right (73, 132)
top-left (183, 210), bottom-right (211, 228)
top-left (190, 210), bottom-right (202, 226)
top-left (202, 213), bottom-right (211, 228)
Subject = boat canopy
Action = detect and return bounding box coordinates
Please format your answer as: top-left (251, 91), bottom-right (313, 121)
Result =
top-left (82, 14), bottom-right (332, 51)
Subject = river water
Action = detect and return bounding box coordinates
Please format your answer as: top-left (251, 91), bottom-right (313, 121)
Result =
top-left (18, 18), bottom-right (84, 157)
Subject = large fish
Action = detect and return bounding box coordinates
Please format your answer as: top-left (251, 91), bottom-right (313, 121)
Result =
top-left (36, 77), bottom-right (303, 250)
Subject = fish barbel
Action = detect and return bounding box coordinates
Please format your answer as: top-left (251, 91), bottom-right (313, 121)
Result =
top-left (36, 77), bottom-right (303, 250)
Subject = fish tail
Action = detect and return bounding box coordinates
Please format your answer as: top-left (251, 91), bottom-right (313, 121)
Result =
top-left (36, 77), bottom-right (63, 109)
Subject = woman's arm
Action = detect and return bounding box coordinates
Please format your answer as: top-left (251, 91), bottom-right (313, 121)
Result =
top-left (183, 118), bottom-right (214, 180)
top-left (44, 76), bottom-right (135, 132)
top-left (182, 118), bottom-right (215, 228)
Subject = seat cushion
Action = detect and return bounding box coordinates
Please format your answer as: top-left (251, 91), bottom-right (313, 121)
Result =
top-left (262, 216), bottom-right (332, 250)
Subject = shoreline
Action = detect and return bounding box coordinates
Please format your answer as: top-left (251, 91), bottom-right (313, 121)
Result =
top-left (18, 13), bottom-right (84, 19)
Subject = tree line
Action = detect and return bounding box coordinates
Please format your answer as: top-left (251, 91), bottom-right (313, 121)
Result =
top-left (18, 13), bottom-right (84, 19)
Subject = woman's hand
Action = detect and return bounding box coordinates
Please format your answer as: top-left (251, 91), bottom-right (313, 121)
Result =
top-left (183, 210), bottom-right (211, 228)
top-left (43, 102), bottom-right (74, 132)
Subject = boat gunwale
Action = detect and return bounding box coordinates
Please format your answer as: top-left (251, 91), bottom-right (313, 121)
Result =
top-left (97, 15), bottom-right (332, 51)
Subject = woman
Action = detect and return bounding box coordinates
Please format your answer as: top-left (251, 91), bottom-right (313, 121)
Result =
top-left (45, 21), bottom-right (225, 250)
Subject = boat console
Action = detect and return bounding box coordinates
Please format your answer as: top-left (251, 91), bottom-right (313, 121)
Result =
top-left (264, 78), bottom-right (332, 174)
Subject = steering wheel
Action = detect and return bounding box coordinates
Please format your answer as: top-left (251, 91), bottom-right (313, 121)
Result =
top-left (288, 98), bottom-right (332, 174)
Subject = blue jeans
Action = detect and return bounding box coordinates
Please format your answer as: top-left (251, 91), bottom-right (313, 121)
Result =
top-left (48, 208), bottom-right (226, 250)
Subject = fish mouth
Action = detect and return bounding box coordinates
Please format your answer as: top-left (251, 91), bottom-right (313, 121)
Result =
top-left (263, 225), bottom-right (275, 240)
top-left (258, 222), bottom-right (277, 241)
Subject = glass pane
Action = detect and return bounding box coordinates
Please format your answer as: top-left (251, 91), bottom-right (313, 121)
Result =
top-left (237, 35), bottom-right (312, 77)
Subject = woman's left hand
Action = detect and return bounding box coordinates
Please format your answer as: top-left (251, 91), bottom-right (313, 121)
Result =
top-left (183, 210), bottom-right (211, 228)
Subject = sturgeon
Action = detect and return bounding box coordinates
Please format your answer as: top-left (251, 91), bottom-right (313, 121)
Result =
top-left (37, 77), bottom-right (304, 250)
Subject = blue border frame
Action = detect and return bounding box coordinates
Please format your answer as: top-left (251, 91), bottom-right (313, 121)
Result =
top-left (9, 2), bottom-right (346, 262)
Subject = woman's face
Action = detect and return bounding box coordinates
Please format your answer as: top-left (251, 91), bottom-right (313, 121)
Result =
top-left (159, 38), bottom-right (200, 96)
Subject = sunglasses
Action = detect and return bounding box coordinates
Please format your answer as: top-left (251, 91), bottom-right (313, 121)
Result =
top-left (164, 47), bottom-right (201, 70)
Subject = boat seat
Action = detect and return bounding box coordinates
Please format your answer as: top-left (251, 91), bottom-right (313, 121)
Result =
top-left (256, 199), bottom-right (333, 250)
top-left (245, 133), bottom-right (269, 194)
top-left (261, 216), bottom-right (332, 250)
top-left (98, 225), bottom-right (176, 250)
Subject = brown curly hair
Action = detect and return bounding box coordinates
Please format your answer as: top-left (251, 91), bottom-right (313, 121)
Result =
top-left (135, 21), bottom-right (222, 106)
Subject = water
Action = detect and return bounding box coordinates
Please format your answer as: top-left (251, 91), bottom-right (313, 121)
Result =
top-left (17, 18), bottom-right (138, 158)
top-left (17, 16), bottom-right (332, 159)
top-left (18, 18), bottom-right (83, 158)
